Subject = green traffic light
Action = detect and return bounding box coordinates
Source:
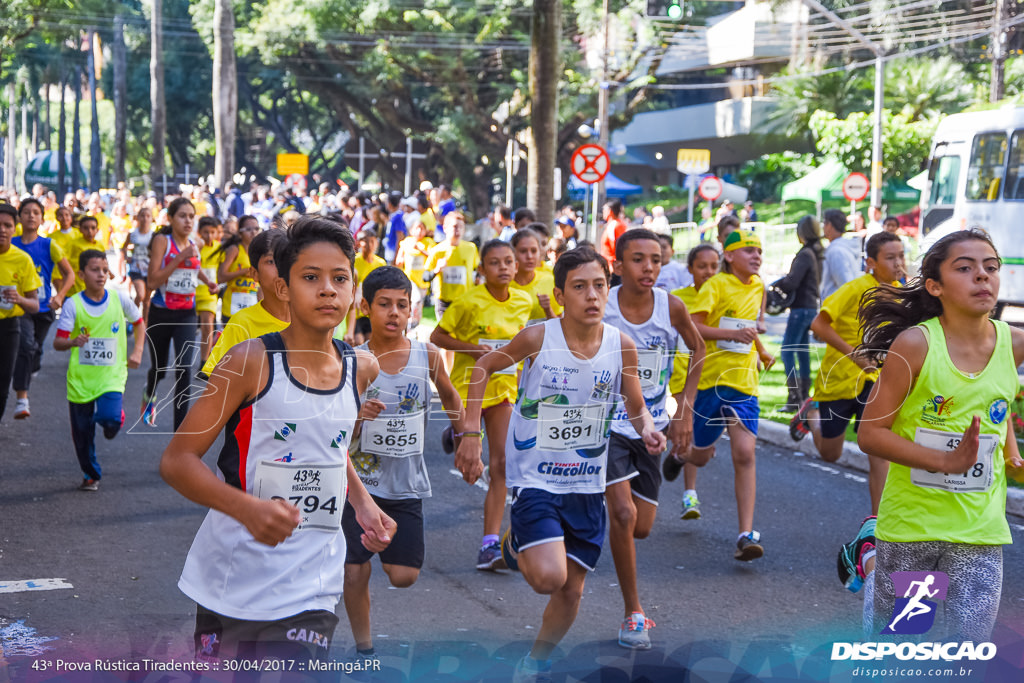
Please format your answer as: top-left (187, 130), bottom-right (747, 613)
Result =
top-left (667, 3), bottom-right (683, 19)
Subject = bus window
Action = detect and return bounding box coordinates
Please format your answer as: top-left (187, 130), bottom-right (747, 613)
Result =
top-left (965, 132), bottom-right (1008, 202)
top-left (928, 155), bottom-right (960, 206)
top-left (1004, 131), bottom-right (1024, 200)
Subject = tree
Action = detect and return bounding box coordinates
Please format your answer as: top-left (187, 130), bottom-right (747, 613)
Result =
top-left (527, 0), bottom-right (562, 225)
top-left (212, 0), bottom-right (236, 189)
top-left (808, 109), bottom-right (936, 180)
top-left (761, 66), bottom-right (872, 140)
top-left (112, 14), bottom-right (127, 184)
top-left (150, 0), bottom-right (166, 187)
top-left (884, 57), bottom-right (973, 122)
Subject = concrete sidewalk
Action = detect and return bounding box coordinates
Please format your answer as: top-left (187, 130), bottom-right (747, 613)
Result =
top-left (756, 418), bottom-right (1024, 519)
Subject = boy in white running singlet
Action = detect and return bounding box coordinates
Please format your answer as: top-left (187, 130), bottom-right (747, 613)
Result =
top-left (343, 265), bottom-right (467, 656)
top-left (456, 246), bottom-right (667, 680)
top-left (160, 216), bottom-right (396, 663)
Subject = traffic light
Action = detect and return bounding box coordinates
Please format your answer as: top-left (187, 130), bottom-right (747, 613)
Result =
top-left (646, 0), bottom-right (684, 19)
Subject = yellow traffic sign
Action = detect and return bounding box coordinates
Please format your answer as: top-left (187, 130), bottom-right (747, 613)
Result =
top-left (676, 148), bottom-right (710, 175)
top-left (277, 153), bottom-right (309, 176)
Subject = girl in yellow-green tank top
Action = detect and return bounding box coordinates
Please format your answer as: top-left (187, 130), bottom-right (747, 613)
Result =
top-left (857, 229), bottom-right (1024, 642)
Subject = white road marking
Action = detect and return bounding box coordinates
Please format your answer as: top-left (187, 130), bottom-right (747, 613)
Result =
top-left (804, 462), bottom-right (840, 475)
top-left (0, 578), bottom-right (73, 594)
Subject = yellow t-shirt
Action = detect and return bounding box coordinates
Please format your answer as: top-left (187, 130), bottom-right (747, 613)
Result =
top-left (669, 285), bottom-right (700, 396)
top-left (222, 246), bottom-right (260, 318)
top-left (690, 272), bottom-right (763, 396)
top-left (398, 235), bottom-right (436, 289)
top-left (49, 229), bottom-right (77, 283)
top-left (439, 284), bottom-right (532, 409)
top-left (354, 252), bottom-right (387, 320)
top-left (195, 243), bottom-right (222, 314)
top-left (812, 272), bottom-right (893, 402)
top-left (88, 212), bottom-right (112, 250)
top-left (510, 270), bottom-right (562, 325)
top-left (420, 210), bottom-right (437, 238)
top-left (0, 245), bottom-right (44, 319)
top-left (200, 301), bottom-right (288, 378)
top-left (425, 240), bottom-right (479, 303)
top-left (66, 235), bottom-right (106, 295)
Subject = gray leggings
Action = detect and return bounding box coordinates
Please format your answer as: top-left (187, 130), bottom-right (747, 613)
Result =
top-left (872, 539), bottom-right (1002, 642)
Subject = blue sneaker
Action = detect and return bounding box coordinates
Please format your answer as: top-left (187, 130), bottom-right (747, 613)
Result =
top-left (476, 541), bottom-right (506, 571)
top-left (837, 515), bottom-right (876, 593)
top-left (501, 528), bottom-right (520, 572)
top-left (141, 397), bottom-right (157, 428)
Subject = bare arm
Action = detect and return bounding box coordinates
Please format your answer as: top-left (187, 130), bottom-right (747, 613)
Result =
top-left (218, 246), bottom-right (248, 283)
top-left (52, 257), bottom-right (76, 306)
top-left (668, 294), bottom-right (704, 455)
top-left (857, 328), bottom-right (981, 472)
top-left (454, 325), bottom-right (544, 483)
top-left (692, 311), bottom-right (758, 344)
top-left (159, 341), bottom-right (303, 546)
top-left (148, 234), bottom-right (193, 289)
top-left (427, 342), bottom-right (465, 431)
top-left (429, 325), bottom-right (493, 356)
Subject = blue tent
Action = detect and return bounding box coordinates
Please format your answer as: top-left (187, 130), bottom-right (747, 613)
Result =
top-left (567, 172), bottom-right (644, 200)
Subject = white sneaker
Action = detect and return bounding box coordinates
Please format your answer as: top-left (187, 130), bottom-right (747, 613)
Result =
top-left (14, 398), bottom-right (29, 419)
top-left (512, 656), bottom-right (552, 683)
top-left (618, 612), bottom-right (655, 649)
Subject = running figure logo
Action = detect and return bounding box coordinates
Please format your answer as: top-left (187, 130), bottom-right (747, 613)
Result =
top-left (882, 571), bottom-right (949, 635)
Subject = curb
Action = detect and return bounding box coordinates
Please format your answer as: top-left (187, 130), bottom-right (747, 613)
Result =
top-left (756, 418), bottom-right (1024, 520)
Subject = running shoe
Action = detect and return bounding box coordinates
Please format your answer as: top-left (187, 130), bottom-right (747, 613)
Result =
top-left (788, 398), bottom-right (814, 442)
top-left (476, 542), bottom-right (507, 571)
top-left (441, 425), bottom-right (455, 455)
top-left (681, 491), bottom-right (701, 520)
top-left (512, 656), bottom-right (552, 683)
top-left (735, 531), bottom-right (764, 561)
top-left (141, 397), bottom-right (157, 428)
top-left (13, 398), bottom-right (29, 420)
top-left (837, 515), bottom-right (877, 593)
top-left (103, 410), bottom-right (126, 440)
top-left (662, 453), bottom-right (683, 482)
top-left (501, 528), bottom-right (520, 572)
top-left (78, 478), bottom-right (99, 492)
top-left (618, 612), bottom-right (655, 650)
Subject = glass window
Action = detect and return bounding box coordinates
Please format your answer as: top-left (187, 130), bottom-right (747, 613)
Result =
top-left (965, 132), bottom-right (1007, 202)
top-left (1004, 131), bottom-right (1024, 201)
top-left (928, 155), bottom-right (960, 207)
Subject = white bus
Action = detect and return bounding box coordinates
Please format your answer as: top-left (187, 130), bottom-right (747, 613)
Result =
top-left (920, 106), bottom-right (1024, 313)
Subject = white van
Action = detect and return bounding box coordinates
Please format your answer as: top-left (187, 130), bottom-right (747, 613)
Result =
top-left (920, 106), bottom-right (1024, 313)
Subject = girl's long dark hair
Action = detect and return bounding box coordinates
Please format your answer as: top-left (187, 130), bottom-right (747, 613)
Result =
top-left (857, 229), bottom-right (999, 365)
top-left (796, 215), bottom-right (824, 267)
top-left (156, 197), bottom-right (194, 236)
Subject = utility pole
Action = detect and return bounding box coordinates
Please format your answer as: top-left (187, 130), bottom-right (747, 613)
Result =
top-left (594, 0), bottom-right (610, 243)
top-left (992, 0), bottom-right (1007, 102)
top-left (800, 0), bottom-right (885, 209)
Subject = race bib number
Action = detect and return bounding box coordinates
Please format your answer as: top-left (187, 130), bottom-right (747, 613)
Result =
top-left (911, 427), bottom-right (997, 493)
top-left (166, 268), bottom-right (198, 295)
top-left (717, 317), bottom-right (756, 354)
top-left (537, 403), bottom-right (605, 451)
top-left (442, 266), bottom-right (467, 286)
top-left (479, 338), bottom-right (515, 375)
top-left (79, 337), bottom-right (116, 366)
top-left (230, 291), bottom-right (258, 316)
top-left (361, 410), bottom-right (425, 457)
top-left (253, 461), bottom-right (345, 531)
top-left (0, 285), bottom-right (15, 310)
top-left (636, 348), bottom-right (664, 391)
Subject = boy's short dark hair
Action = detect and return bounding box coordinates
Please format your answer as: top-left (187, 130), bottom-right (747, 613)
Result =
top-left (362, 266), bottom-right (412, 305)
top-left (480, 238), bottom-right (514, 262)
top-left (0, 203), bottom-right (18, 221)
top-left (197, 216), bottom-right (220, 231)
top-left (78, 248), bottom-right (107, 271)
top-left (18, 197), bottom-right (44, 217)
top-left (513, 208), bottom-right (536, 225)
top-left (865, 231), bottom-right (901, 260)
top-left (657, 234), bottom-right (673, 249)
top-left (524, 221), bottom-right (551, 239)
top-left (614, 228), bottom-right (661, 261)
top-left (77, 215), bottom-right (99, 230)
top-left (823, 208), bottom-right (847, 234)
top-left (274, 215), bottom-right (356, 286)
top-left (248, 229), bottom-right (287, 270)
top-left (553, 245), bottom-right (610, 291)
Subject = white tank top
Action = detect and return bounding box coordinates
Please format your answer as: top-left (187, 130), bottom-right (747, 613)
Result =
top-left (178, 332), bottom-right (360, 621)
top-left (505, 319), bottom-right (622, 494)
top-left (352, 340), bottom-right (432, 499)
top-left (603, 285), bottom-right (676, 438)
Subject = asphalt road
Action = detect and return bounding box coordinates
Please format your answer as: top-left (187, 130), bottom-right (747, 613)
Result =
top-left (2, 324), bottom-right (1024, 683)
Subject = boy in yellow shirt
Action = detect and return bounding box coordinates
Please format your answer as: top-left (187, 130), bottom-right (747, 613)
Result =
top-left (687, 230), bottom-right (773, 561)
top-left (67, 216), bottom-right (106, 296)
top-left (395, 220), bottom-right (435, 331)
top-left (349, 228), bottom-right (387, 345)
top-left (0, 203), bottom-right (43, 420)
top-left (424, 212), bottom-right (478, 320)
